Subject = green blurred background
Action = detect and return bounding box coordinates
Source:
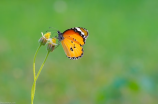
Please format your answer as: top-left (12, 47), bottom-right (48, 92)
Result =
top-left (0, 0), bottom-right (158, 104)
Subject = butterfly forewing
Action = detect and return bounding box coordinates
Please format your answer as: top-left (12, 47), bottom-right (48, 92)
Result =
top-left (75, 27), bottom-right (89, 40)
top-left (63, 29), bottom-right (85, 46)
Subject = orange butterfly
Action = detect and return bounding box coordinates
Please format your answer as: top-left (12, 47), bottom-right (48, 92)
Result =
top-left (57, 27), bottom-right (88, 60)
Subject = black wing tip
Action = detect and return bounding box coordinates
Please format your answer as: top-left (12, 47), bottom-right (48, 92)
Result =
top-left (64, 27), bottom-right (88, 39)
top-left (73, 27), bottom-right (87, 44)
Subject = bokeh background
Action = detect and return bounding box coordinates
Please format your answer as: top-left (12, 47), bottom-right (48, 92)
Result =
top-left (0, 0), bottom-right (158, 104)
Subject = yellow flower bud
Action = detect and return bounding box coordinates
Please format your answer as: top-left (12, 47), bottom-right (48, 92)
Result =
top-left (39, 32), bottom-right (51, 45)
top-left (47, 38), bottom-right (57, 52)
top-left (43, 32), bottom-right (51, 39)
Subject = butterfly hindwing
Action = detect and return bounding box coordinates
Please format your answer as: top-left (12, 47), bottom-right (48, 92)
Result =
top-left (61, 38), bottom-right (83, 60)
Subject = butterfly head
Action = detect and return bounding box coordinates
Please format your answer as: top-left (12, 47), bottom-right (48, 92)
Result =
top-left (57, 31), bottom-right (64, 41)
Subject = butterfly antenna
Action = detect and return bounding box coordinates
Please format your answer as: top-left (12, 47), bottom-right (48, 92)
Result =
top-left (45, 27), bottom-right (59, 33)
top-left (46, 29), bottom-right (58, 33)
top-left (49, 27), bottom-right (58, 31)
top-left (52, 31), bottom-right (58, 35)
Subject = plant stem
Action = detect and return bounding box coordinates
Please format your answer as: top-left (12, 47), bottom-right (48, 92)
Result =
top-left (31, 45), bottom-right (41, 104)
top-left (36, 51), bottom-right (50, 80)
top-left (33, 45), bottom-right (42, 81)
top-left (31, 51), bottom-right (50, 104)
top-left (31, 81), bottom-right (36, 104)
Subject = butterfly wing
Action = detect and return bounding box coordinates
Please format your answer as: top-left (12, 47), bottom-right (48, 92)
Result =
top-left (75, 27), bottom-right (88, 40)
top-left (61, 38), bottom-right (83, 59)
top-left (58, 27), bottom-right (88, 60)
top-left (62, 27), bottom-right (88, 46)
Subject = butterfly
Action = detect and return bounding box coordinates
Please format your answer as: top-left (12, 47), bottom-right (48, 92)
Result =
top-left (57, 27), bottom-right (88, 60)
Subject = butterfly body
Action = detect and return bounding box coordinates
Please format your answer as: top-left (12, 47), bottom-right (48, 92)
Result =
top-left (57, 27), bottom-right (88, 60)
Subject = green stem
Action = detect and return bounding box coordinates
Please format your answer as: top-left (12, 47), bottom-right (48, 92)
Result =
top-left (31, 51), bottom-right (50, 104)
top-left (36, 51), bottom-right (50, 80)
top-left (33, 45), bottom-right (42, 81)
top-left (31, 81), bottom-right (36, 104)
top-left (31, 45), bottom-right (41, 104)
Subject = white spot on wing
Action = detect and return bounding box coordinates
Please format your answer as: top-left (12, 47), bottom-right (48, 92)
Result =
top-left (75, 27), bottom-right (84, 36)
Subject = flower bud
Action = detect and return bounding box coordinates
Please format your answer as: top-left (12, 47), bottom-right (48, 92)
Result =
top-left (47, 38), bottom-right (57, 52)
top-left (39, 32), bottom-right (51, 45)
